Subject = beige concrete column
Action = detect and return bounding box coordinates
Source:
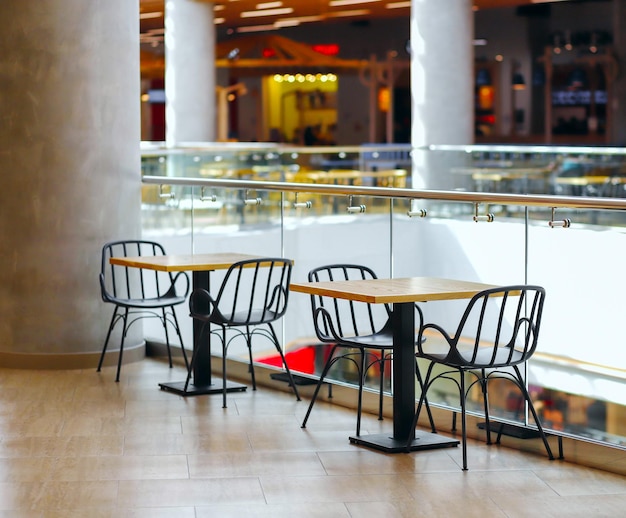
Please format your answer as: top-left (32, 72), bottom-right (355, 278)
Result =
top-left (0, 1), bottom-right (142, 368)
top-left (165, 0), bottom-right (216, 143)
top-left (410, 0), bottom-right (474, 189)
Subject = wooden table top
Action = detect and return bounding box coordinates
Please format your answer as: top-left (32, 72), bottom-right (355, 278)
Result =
top-left (290, 276), bottom-right (499, 304)
top-left (110, 252), bottom-right (274, 272)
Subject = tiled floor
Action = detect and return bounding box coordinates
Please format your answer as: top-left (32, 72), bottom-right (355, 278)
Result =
top-left (1, 359), bottom-right (626, 517)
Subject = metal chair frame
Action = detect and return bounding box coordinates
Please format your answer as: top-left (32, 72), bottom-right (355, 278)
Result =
top-left (301, 264), bottom-right (434, 436)
top-left (97, 240), bottom-right (189, 381)
top-left (411, 285), bottom-right (555, 470)
top-left (186, 257), bottom-right (301, 408)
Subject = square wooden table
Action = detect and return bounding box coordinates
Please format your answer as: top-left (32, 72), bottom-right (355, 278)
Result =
top-left (289, 276), bottom-right (499, 453)
top-left (110, 252), bottom-right (264, 396)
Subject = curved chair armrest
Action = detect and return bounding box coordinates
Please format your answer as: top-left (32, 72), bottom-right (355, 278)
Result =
top-left (312, 306), bottom-right (344, 343)
top-left (188, 288), bottom-right (218, 319)
top-left (267, 284), bottom-right (289, 315)
top-left (416, 321), bottom-right (454, 356)
top-left (172, 271), bottom-right (191, 297)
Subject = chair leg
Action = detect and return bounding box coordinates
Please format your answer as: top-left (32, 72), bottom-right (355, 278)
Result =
top-left (245, 326), bottom-right (257, 391)
top-left (161, 308), bottom-right (173, 368)
top-left (480, 370), bottom-right (493, 445)
top-left (355, 349), bottom-right (371, 436)
top-left (406, 361), bottom-right (435, 451)
top-left (267, 323), bottom-right (300, 401)
top-left (170, 308), bottom-right (189, 370)
top-left (115, 309), bottom-right (130, 383)
top-left (459, 371), bottom-right (468, 471)
top-left (415, 358), bottom-right (436, 432)
top-left (514, 366), bottom-right (555, 461)
top-left (301, 345), bottom-right (339, 428)
top-left (377, 349), bottom-right (385, 421)
top-left (222, 327), bottom-right (228, 409)
top-left (97, 308), bottom-right (119, 372)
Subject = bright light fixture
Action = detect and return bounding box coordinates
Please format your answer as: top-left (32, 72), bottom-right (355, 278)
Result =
top-left (329, 0), bottom-right (379, 6)
top-left (236, 24), bottom-right (278, 32)
top-left (257, 2), bottom-right (283, 8)
top-left (386, 1), bottom-right (410, 8)
top-left (140, 12), bottom-right (162, 20)
top-left (240, 7), bottom-right (294, 17)
top-left (327, 9), bottom-right (370, 18)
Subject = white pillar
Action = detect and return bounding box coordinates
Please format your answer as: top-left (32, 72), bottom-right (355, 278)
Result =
top-left (165, 0), bottom-right (216, 144)
top-left (410, 0), bottom-right (474, 188)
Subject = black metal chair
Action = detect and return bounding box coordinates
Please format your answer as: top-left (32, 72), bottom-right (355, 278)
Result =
top-left (97, 240), bottom-right (189, 382)
top-left (411, 285), bottom-right (555, 470)
top-left (300, 264), bottom-right (434, 436)
top-left (186, 257), bottom-right (301, 408)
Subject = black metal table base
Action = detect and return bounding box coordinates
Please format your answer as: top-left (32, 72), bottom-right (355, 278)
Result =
top-left (349, 430), bottom-right (459, 453)
top-left (159, 379), bottom-right (247, 396)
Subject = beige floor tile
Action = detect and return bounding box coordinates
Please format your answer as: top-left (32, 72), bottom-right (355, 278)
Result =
top-left (400, 470), bottom-right (557, 501)
top-left (49, 455), bottom-right (189, 481)
top-left (117, 478), bottom-right (265, 507)
top-left (346, 499), bottom-right (507, 518)
top-left (113, 508), bottom-right (196, 518)
top-left (0, 458), bottom-right (57, 483)
top-left (195, 502), bottom-right (351, 518)
top-left (124, 432), bottom-right (252, 455)
top-left (180, 413), bottom-right (299, 435)
top-left (0, 481), bottom-right (119, 511)
top-left (532, 465), bottom-right (626, 496)
top-left (0, 436), bottom-right (124, 458)
top-left (60, 416), bottom-right (182, 436)
top-left (498, 494), bottom-right (626, 518)
top-left (249, 427), bottom-right (358, 452)
top-left (260, 474), bottom-right (414, 504)
top-left (188, 451), bottom-right (326, 478)
top-left (318, 448), bottom-right (461, 475)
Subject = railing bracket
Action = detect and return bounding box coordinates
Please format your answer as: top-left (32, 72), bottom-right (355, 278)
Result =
top-left (200, 187), bottom-right (217, 202)
top-left (159, 184), bottom-right (174, 199)
top-left (407, 199), bottom-right (427, 218)
top-left (293, 193), bottom-right (312, 209)
top-left (347, 195), bottom-right (366, 214)
top-left (473, 202), bottom-right (494, 223)
top-left (549, 207), bottom-right (571, 228)
top-left (244, 190), bottom-right (262, 206)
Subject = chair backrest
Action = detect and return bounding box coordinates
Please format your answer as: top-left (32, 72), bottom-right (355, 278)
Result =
top-left (423, 285), bottom-right (546, 368)
top-left (211, 258), bottom-right (293, 326)
top-left (308, 264), bottom-right (391, 343)
top-left (100, 240), bottom-right (178, 303)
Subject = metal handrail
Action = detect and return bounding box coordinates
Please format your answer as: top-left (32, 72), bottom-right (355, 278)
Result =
top-left (143, 175), bottom-right (626, 211)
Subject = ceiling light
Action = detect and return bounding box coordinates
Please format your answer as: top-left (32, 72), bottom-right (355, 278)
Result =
top-left (274, 20), bottom-right (301, 28)
top-left (140, 12), bottom-right (162, 20)
top-left (241, 7), bottom-right (294, 17)
top-left (257, 2), bottom-right (283, 8)
top-left (236, 24), bottom-right (278, 32)
top-left (329, 0), bottom-right (379, 6)
top-left (215, 17), bottom-right (225, 24)
top-left (327, 9), bottom-right (370, 18)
